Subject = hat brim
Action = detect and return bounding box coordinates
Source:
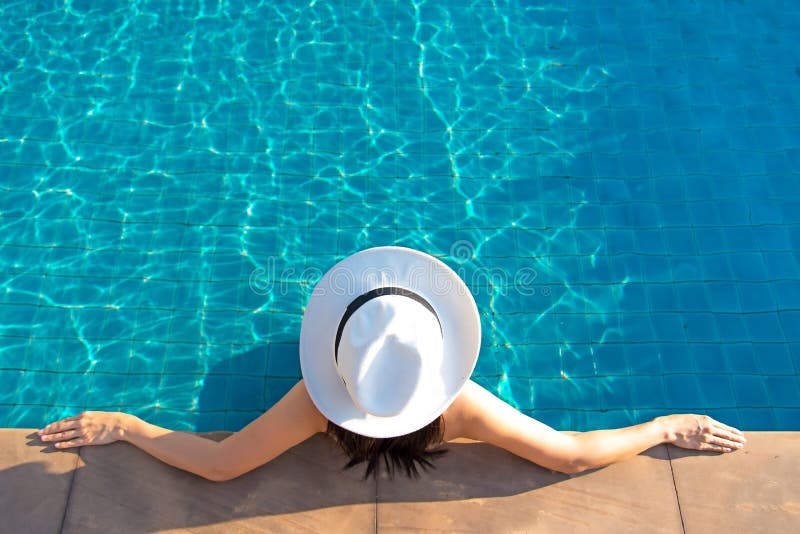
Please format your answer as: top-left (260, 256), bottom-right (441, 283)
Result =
top-left (299, 246), bottom-right (481, 438)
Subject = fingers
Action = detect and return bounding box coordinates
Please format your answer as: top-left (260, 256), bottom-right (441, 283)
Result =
top-left (39, 414), bottom-right (84, 435)
top-left (693, 415), bottom-right (746, 446)
top-left (713, 427), bottom-right (746, 445)
top-left (53, 438), bottom-right (85, 449)
top-left (39, 420), bottom-right (80, 437)
top-left (40, 429), bottom-right (80, 443)
top-left (699, 442), bottom-right (734, 453)
top-left (709, 418), bottom-right (745, 437)
top-left (706, 434), bottom-right (744, 451)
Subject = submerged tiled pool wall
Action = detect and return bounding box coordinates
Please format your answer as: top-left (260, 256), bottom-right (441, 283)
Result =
top-left (0, 1), bottom-right (798, 431)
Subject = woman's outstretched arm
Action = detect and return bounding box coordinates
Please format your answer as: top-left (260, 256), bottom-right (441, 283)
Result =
top-left (446, 380), bottom-right (746, 474)
top-left (38, 380), bottom-right (327, 482)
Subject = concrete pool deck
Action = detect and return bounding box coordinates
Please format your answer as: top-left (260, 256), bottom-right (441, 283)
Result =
top-left (1, 429), bottom-right (797, 533)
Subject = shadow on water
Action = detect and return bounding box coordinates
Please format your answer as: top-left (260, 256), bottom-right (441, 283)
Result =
top-left (194, 344), bottom-right (298, 433)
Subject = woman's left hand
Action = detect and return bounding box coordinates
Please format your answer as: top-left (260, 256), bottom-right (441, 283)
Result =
top-left (38, 411), bottom-right (127, 449)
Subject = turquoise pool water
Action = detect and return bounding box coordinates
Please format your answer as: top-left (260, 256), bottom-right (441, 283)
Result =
top-left (1, 1), bottom-right (798, 432)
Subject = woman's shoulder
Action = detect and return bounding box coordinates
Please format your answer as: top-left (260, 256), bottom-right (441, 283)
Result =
top-left (441, 380), bottom-right (483, 441)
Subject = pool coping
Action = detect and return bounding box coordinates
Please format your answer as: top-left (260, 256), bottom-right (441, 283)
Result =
top-left (1, 429), bottom-right (797, 533)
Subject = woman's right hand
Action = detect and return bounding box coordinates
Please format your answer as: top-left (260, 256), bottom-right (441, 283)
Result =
top-left (38, 411), bottom-right (129, 449)
top-left (655, 414), bottom-right (746, 453)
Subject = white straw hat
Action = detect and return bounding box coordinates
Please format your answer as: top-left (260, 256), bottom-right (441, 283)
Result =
top-left (299, 246), bottom-right (481, 438)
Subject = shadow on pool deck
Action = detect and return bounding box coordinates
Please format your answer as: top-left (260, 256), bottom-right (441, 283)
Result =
top-left (1, 429), bottom-right (797, 533)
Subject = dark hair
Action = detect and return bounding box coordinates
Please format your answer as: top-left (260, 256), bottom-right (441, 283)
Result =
top-left (326, 415), bottom-right (447, 479)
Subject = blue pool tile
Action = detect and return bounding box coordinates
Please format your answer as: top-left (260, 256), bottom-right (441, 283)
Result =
top-left (729, 252), bottom-right (769, 281)
top-left (594, 346), bottom-right (630, 376)
top-left (561, 348), bottom-right (600, 378)
top-left (715, 315), bottom-right (750, 342)
top-left (671, 256), bottom-right (705, 282)
top-left (724, 344), bottom-right (760, 374)
top-left (197, 374), bottom-right (229, 412)
top-left (737, 408), bottom-right (778, 430)
top-left (0, 371), bottom-right (23, 404)
top-left (684, 179), bottom-right (715, 201)
top-left (694, 228), bottom-right (728, 254)
top-left (778, 311), bottom-right (800, 342)
top-left (663, 228), bottom-right (696, 255)
top-left (85, 373), bottom-right (126, 409)
top-left (633, 228), bottom-right (666, 254)
top-left (228, 348), bottom-right (268, 376)
top-left (763, 376), bottom-right (800, 407)
top-left (195, 411), bottom-right (227, 432)
top-left (664, 375), bottom-right (704, 410)
top-left (630, 204), bottom-right (661, 227)
top-left (737, 284), bottom-right (777, 312)
top-left (18, 371), bottom-right (57, 405)
top-left (724, 227), bottom-right (758, 252)
top-left (706, 282), bottom-right (741, 312)
top-left (267, 343), bottom-right (301, 378)
top-left (744, 313), bottom-right (786, 342)
top-left (521, 348), bottom-right (561, 380)
top-left (748, 201), bottom-right (784, 225)
top-left (648, 286), bottom-right (678, 311)
top-left (619, 284), bottom-right (649, 312)
top-left (228, 375), bottom-right (265, 412)
top-left (8, 405), bottom-right (50, 429)
top-left (683, 313), bottom-right (721, 342)
top-left (624, 343), bottom-right (662, 374)
top-left (772, 399), bottom-right (800, 427)
top-left (755, 226), bottom-right (793, 251)
top-left (640, 256), bottom-right (674, 283)
top-left (716, 200), bottom-right (751, 226)
top-left (623, 315), bottom-right (656, 343)
top-left (658, 344), bottom-right (696, 374)
top-left (732, 375), bottom-right (770, 406)
top-left (606, 229), bottom-right (636, 252)
top-left (697, 375), bottom-right (736, 406)
top-left (690, 202), bottom-right (723, 227)
top-left (630, 375), bottom-right (667, 408)
top-left (121, 373), bottom-right (160, 406)
top-left (701, 255), bottom-right (735, 280)
top-left (651, 314), bottom-right (688, 342)
top-left (676, 283), bottom-right (711, 311)
top-left (163, 355), bottom-right (205, 375)
top-left (690, 344), bottom-right (728, 373)
top-left (652, 182), bottom-right (686, 203)
top-left (509, 378), bottom-right (533, 410)
top-left (772, 280), bottom-right (800, 311)
top-left (752, 344), bottom-right (796, 374)
top-left (156, 374), bottom-right (198, 411)
top-left (702, 408), bottom-right (742, 430)
top-left (596, 180), bottom-right (632, 202)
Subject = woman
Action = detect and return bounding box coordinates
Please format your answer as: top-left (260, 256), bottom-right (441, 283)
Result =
top-left (37, 247), bottom-right (746, 481)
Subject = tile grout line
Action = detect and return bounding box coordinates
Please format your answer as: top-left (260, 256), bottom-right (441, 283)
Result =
top-left (374, 469), bottom-right (379, 534)
top-left (57, 446), bottom-right (83, 534)
top-left (665, 445), bottom-right (686, 534)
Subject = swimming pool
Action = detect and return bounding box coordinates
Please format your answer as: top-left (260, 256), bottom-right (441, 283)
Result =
top-left (1, 0), bottom-right (798, 433)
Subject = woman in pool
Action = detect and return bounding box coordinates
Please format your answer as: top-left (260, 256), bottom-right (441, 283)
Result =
top-left (37, 247), bottom-right (746, 481)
